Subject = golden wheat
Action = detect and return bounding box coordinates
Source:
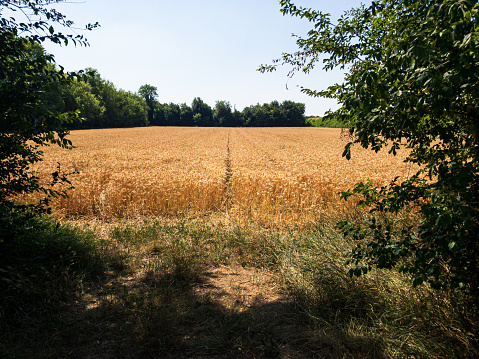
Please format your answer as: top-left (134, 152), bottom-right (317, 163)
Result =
top-left (227, 127), bottom-right (415, 226)
top-left (28, 127), bottom-right (415, 227)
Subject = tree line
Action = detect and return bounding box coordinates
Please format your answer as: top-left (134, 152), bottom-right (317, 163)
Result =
top-left (58, 70), bottom-right (306, 129)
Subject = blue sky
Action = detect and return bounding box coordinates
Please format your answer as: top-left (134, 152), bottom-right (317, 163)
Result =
top-left (41, 0), bottom-right (366, 116)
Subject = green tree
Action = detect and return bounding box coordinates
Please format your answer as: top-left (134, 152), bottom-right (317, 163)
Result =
top-left (280, 100), bottom-right (306, 127)
top-left (97, 80), bottom-right (120, 128)
top-left (138, 84), bottom-right (158, 124)
top-left (213, 100), bottom-right (234, 126)
top-left (164, 103), bottom-right (181, 126)
top-left (192, 113), bottom-right (202, 126)
top-left (179, 103), bottom-right (193, 126)
top-left (191, 97), bottom-right (213, 126)
top-left (232, 107), bottom-right (244, 127)
top-left (261, 0), bottom-right (479, 298)
top-left (116, 90), bottom-right (149, 128)
top-left (82, 68), bottom-right (104, 98)
top-left (62, 79), bottom-right (105, 129)
top-left (153, 103), bottom-right (166, 126)
top-left (80, 70), bottom-right (148, 128)
top-left (264, 100), bottom-right (281, 126)
top-left (242, 103), bottom-right (267, 127)
top-left (0, 0), bottom-right (97, 217)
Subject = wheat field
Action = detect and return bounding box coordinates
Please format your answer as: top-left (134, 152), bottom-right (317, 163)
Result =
top-left (29, 127), bottom-right (415, 227)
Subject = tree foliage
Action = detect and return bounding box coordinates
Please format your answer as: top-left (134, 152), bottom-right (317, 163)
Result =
top-left (63, 69), bottom-right (148, 129)
top-left (191, 97), bottom-right (214, 126)
top-left (144, 97), bottom-right (304, 128)
top-left (163, 102), bottom-right (182, 126)
top-left (44, 70), bottom-right (307, 129)
top-left (261, 0), bottom-right (479, 297)
top-left (242, 100), bottom-right (306, 127)
top-left (138, 84), bottom-right (158, 124)
top-left (0, 0), bottom-right (98, 217)
top-left (62, 79), bottom-right (105, 128)
top-left (213, 100), bottom-right (234, 127)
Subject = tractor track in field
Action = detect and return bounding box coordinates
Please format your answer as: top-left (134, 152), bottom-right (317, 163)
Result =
top-left (223, 132), bottom-right (233, 212)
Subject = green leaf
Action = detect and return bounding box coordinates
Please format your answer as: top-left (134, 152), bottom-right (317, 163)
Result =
top-left (465, 11), bottom-right (471, 22)
top-left (342, 142), bottom-right (352, 160)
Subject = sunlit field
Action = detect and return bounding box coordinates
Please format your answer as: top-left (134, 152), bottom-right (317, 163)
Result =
top-left (8, 127), bottom-right (474, 359)
top-left (30, 127), bottom-right (415, 227)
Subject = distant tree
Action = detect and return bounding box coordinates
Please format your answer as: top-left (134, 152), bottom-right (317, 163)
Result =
top-left (97, 80), bottom-right (121, 128)
top-left (116, 90), bottom-right (149, 127)
top-left (266, 100), bottom-right (280, 126)
top-left (280, 100), bottom-right (305, 126)
top-left (62, 79), bottom-right (104, 129)
top-left (232, 108), bottom-right (244, 127)
top-left (80, 69), bottom-right (116, 127)
top-left (138, 84), bottom-right (158, 124)
top-left (138, 84), bottom-right (158, 106)
top-left (179, 103), bottom-right (193, 126)
top-left (193, 113), bottom-right (202, 126)
top-left (82, 68), bottom-right (104, 97)
top-left (164, 103), bottom-right (181, 126)
top-left (241, 101), bottom-right (304, 127)
top-left (191, 97), bottom-right (213, 126)
top-left (241, 105), bottom-right (254, 127)
top-left (242, 103), bottom-right (266, 127)
top-left (77, 70), bottom-right (148, 128)
top-left (213, 100), bottom-right (234, 127)
top-left (153, 103), bottom-right (166, 126)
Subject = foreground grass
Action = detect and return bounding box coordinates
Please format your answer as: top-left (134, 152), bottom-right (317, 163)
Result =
top-left (1, 214), bottom-right (477, 358)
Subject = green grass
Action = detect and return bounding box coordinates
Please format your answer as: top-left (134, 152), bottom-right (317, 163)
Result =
top-left (306, 116), bottom-right (345, 128)
top-left (1, 214), bottom-right (477, 358)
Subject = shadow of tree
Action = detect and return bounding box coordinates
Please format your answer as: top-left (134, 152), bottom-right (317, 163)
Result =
top-left (0, 218), bottom-right (388, 359)
top-left (50, 264), bottom-right (387, 359)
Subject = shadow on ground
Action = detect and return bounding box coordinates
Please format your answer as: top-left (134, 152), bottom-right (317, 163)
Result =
top-left (0, 218), bottom-right (388, 359)
top-left (8, 265), bottom-right (386, 359)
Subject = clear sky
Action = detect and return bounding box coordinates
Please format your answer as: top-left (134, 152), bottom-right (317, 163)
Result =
top-left (41, 0), bottom-right (366, 116)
